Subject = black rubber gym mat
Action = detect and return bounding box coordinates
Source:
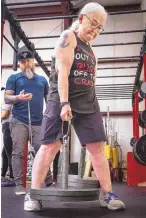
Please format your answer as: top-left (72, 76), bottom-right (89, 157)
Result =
top-left (2, 183), bottom-right (146, 218)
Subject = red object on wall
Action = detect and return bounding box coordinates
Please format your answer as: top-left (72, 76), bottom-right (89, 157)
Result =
top-left (134, 91), bottom-right (139, 140)
top-left (127, 152), bottom-right (146, 186)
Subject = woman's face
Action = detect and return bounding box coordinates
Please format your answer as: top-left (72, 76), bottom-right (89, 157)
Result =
top-left (78, 11), bottom-right (106, 42)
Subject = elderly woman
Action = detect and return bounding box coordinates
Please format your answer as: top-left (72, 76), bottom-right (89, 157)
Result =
top-left (24, 2), bottom-right (125, 211)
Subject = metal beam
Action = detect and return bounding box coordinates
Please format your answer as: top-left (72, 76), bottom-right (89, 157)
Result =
top-left (5, 5), bottom-right (50, 77)
top-left (1, 60), bottom-right (139, 69)
top-left (92, 42), bottom-right (142, 47)
top-left (7, 3), bottom-right (142, 21)
top-left (9, 5), bottom-right (63, 19)
top-left (96, 87), bottom-right (133, 90)
top-left (16, 10), bottom-right (146, 22)
top-left (101, 111), bottom-right (133, 116)
top-left (3, 35), bottom-right (17, 52)
top-left (105, 4), bottom-right (140, 12)
top-left (98, 97), bottom-right (132, 100)
top-left (97, 95), bottom-right (133, 97)
top-left (28, 29), bottom-right (145, 39)
top-left (102, 29), bottom-right (146, 35)
top-left (99, 58), bottom-right (139, 64)
top-left (96, 83), bottom-right (134, 87)
top-left (97, 75), bottom-right (136, 78)
top-left (34, 41), bottom-right (142, 50)
top-left (61, 0), bottom-right (72, 30)
top-left (96, 90), bottom-right (132, 94)
top-left (97, 66), bottom-right (137, 70)
top-left (6, 0), bottom-right (78, 7)
top-left (98, 56), bottom-right (139, 60)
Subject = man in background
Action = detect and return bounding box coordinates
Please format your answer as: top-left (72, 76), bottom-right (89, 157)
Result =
top-left (4, 46), bottom-right (52, 195)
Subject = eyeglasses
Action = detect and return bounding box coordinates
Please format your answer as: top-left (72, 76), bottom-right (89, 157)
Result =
top-left (84, 14), bottom-right (104, 34)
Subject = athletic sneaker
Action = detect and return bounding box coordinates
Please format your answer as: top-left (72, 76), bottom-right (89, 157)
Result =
top-left (15, 185), bottom-right (26, 195)
top-left (24, 193), bottom-right (42, 211)
top-left (1, 178), bottom-right (15, 187)
top-left (100, 192), bottom-right (125, 210)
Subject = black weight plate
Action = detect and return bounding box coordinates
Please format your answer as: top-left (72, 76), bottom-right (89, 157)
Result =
top-left (133, 146), bottom-right (144, 165)
top-left (133, 145), bottom-right (146, 165)
top-left (30, 194), bottom-right (99, 202)
top-left (130, 137), bottom-right (137, 147)
top-left (138, 114), bottom-right (145, 128)
top-left (140, 110), bottom-right (146, 123)
top-left (133, 135), bottom-right (146, 166)
top-left (30, 188), bottom-right (99, 202)
top-left (31, 187), bottom-right (99, 196)
top-left (141, 82), bottom-right (146, 96)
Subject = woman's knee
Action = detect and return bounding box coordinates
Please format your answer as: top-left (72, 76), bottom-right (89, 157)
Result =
top-left (40, 140), bottom-right (61, 154)
top-left (86, 141), bottom-right (104, 155)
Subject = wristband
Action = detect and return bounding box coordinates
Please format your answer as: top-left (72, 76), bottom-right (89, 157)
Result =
top-left (60, 102), bottom-right (70, 108)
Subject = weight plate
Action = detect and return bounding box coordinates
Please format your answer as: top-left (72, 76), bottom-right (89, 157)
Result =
top-left (59, 175), bottom-right (98, 185)
top-left (57, 175), bottom-right (99, 188)
top-left (141, 82), bottom-right (146, 94)
top-left (140, 110), bottom-right (146, 123)
top-left (133, 135), bottom-right (146, 166)
top-left (30, 187), bottom-right (99, 202)
top-left (138, 114), bottom-right (145, 128)
top-left (140, 82), bottom-right (146, 98)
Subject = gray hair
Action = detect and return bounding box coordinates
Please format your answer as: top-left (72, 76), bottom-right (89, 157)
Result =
top-left (70, 20), bottom-right (79, 31)
top-left (79, 2), bottom-right (107, 17)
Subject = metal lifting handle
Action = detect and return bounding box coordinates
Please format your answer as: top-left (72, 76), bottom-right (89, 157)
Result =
top-left (61, 119), bottom-right (71, 190)
top-left (28, 101), bottom-right (33, 146)
top-left (78, 145), bottom-right (86, 179)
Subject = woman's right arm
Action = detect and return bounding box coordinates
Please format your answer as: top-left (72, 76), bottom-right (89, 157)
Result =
top-left (54, 30), bottom-right (77, 103)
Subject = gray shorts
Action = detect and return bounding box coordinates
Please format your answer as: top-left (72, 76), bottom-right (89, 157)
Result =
top-left (41, 101), bottom-right (106, 145)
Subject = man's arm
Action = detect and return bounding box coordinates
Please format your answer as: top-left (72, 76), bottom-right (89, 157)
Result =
top-left (54, 30), bottom-right (76, 103)
top-left (5, 90), bottom-right (32, 104)
top-left (1, 110), bottom-right (10, 120)
top-left (4, 75), bottom-right (17, 104)
top-left (4, 74), bottom-right (32, 104)
top-left (1, 103), bottom-right (12, 120)
top-left (4, 90), bottom-right (20, 104)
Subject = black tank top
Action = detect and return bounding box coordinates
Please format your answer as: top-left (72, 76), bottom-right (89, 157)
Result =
top-left (49, 32), bottom-right (100, 113)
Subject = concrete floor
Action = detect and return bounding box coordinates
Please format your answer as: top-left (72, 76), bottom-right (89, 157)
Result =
top-left (2, 183), bottom-right (146, 218)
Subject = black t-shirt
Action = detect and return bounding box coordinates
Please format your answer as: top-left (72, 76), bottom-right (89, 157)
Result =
top-left (49, 32), bottom-right (100, 113)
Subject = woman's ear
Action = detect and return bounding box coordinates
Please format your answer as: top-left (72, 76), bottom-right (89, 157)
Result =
top-left (79, 14), bottom-right (83, 24)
